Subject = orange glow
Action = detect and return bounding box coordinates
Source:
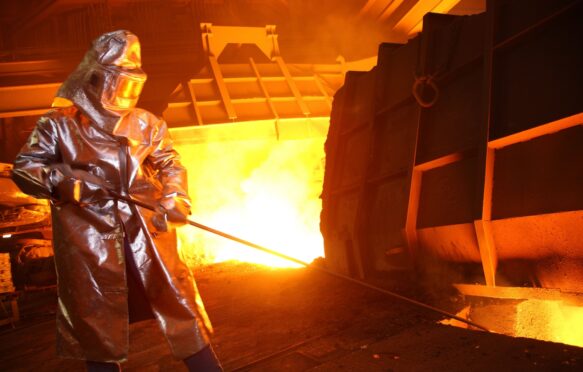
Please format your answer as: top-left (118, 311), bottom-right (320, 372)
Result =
top-left (439, 306), bottom-right (471, 328)
top-left (174, 130), bottom-right (326, 268)
top-left (514, 300), bottom-right (583, 348)
top-left (442, 299), bottom-right (583, 348)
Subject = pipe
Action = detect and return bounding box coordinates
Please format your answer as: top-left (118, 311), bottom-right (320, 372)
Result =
top-left (110, 190), bottom-right (490, 332)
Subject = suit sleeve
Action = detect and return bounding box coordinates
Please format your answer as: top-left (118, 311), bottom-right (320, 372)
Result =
top-left (12, 114), bottom-right (61, 199)
top-left (146, 118), bottom-right (190, 204)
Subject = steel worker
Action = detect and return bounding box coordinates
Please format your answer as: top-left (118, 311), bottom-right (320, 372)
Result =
top-left (12, 30), bottom-right (222, 372)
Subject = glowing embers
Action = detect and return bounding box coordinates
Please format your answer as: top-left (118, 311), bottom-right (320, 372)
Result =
top-left (515, 300), bottom-right (583, 348)
top-left (175, 136), bottom-right (325, 268)
top-left (441, 297), bottom-right (583, 348)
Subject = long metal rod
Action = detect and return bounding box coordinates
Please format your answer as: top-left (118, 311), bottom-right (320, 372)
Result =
top-left (111, 190), bottom-right (490, 332)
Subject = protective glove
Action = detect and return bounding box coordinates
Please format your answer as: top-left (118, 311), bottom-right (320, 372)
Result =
top-left (151, 195), bottom-right (191, 232)
top-left (48, 163), bottom-right (110, 204)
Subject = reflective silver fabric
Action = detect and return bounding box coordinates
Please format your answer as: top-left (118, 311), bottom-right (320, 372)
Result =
top-left (57, 30), bottom-right (147, 133)
top-left (12, 31), bottom-right (212, 363)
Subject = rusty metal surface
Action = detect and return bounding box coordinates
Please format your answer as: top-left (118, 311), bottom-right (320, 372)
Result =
top-left (492, 126), bottom-right (583, 219)
top-left (491, 211), bottom-right (583, 260)
top-left (322, 1), bottom-right (583, 294)
top-left (417, 157), bottom-right (480, 228)
top-left (415, 210), bottom-right (583, 262)
top-left (416, 223), bottom-right (481, 262)
top-left (490, 0), bottom-right (583, 139)
top-left (455, 283), bottom-right (583, 306)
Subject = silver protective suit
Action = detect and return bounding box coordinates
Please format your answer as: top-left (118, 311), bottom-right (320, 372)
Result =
top-left (12, 30), bottom-right (212, 362)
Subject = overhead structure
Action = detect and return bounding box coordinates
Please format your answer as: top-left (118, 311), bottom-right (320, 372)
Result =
top-left (164, 24), bottom-right (376, 128)
top-left (0, 24), bottom-right (375, 130)
top-left (357, 0), bottom-right (478, 39)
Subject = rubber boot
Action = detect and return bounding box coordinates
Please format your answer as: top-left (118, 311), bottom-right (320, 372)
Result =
top-left (183, 345), bottom-right (223, 372)
top-left (86, 361), bottom-right (121, 372)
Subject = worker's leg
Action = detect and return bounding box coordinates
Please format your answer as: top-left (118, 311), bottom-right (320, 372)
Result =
top-left (124, 237), bottom-right (155, 323)
top-left (183, 345), bottom-right (223, 372)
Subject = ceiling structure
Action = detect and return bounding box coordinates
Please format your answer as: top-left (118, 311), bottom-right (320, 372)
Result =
top-left (0, 0), bottom-right (485, 162)
top-left (0, 0), bottom-right (485, 80)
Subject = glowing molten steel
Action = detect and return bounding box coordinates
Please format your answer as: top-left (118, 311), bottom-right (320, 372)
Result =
top-left (174, 134), bottom-right (325, 268)
top-left (514, 300), bottom-right (583, 348)
top-left (443, 299), bottom-right (583, 348)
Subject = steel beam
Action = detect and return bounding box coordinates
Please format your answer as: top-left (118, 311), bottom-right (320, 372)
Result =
top-left (0, 83), bottom-right (59, 118)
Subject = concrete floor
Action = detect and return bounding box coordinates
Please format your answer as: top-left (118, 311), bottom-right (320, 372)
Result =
top-left (1, 262), bottom-right (583, 371)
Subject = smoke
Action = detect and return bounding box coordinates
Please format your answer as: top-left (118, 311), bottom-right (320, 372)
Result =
top-left (279, 2), bottom-right (394, 62)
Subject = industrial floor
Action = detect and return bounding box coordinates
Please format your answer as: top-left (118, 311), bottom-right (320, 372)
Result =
top-left (1, 262), bottom-right (583, 371)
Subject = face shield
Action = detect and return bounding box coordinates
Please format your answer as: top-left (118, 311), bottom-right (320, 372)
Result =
top-left (100, 67), bottom-right (147, 111)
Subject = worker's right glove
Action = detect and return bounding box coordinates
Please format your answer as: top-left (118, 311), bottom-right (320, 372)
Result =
top-left (48, 163), bottom-right (111, 204)
top-left (151, 195), bottom-right (191, 232)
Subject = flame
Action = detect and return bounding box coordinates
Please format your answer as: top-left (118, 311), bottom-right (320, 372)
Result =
top-left (174, 135), bottom-right (325, 268)
top-left (514, 300), bottom-right (583, 348)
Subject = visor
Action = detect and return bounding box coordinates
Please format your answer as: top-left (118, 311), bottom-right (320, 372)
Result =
top-left (101, 68), bottom-right (147, 110)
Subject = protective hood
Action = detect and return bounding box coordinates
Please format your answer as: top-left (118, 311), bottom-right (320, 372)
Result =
top-left (56, 30), bottom-right (147, 133)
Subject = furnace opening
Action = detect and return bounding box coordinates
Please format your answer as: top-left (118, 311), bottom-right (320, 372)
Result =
top-left (173, 121), bottom-right (327, 268)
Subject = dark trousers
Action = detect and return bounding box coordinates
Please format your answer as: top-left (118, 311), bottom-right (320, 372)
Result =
top-left (124, 238), bottom-right (155, 323)
top-left (86, 345), bottom-right (222, 371)
top-left (86, 239), bottom-right (222, 371)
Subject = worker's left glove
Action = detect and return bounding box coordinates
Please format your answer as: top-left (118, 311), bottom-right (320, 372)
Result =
top-left (152, 195), bottom-right (191, 232)
top-left (48, 163), bottom-right (111, 204)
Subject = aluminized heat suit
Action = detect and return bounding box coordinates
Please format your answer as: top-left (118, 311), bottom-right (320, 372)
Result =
top-left (12, 30), bottom-right (212, 363)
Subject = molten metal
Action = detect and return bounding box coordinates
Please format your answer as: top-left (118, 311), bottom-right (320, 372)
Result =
top-left (515, 300), bottom-right (583, 348)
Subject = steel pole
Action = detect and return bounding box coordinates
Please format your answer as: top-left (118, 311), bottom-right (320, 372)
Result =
top-left (111, 190), bottom-right (490, 332)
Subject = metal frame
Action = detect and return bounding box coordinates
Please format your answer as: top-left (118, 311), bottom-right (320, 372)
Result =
top-left (400, 1), bottom-right (582, 286)
top-left (183, 23), bottom-right (359, 126)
